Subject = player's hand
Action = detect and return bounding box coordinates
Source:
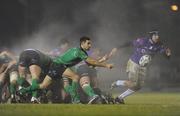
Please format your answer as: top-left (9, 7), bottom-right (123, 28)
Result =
top-left (165, 48), bottom-right (171, 56)
top-left (106, 63), bottom-right (114, 69)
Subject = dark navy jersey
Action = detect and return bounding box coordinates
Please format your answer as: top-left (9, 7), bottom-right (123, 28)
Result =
top-left (19, 49), bottom-right (52, 71)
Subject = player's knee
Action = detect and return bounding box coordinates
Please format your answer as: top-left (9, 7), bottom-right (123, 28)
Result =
top-left (132, 85), bottom-right (141, 91)
top-left (80, 77), bottom-right (90, 86)
top-left (10, 72), bottom-right (18, 84)
top-left (81, 81), bottom-right (89, 88)
top-left (72, 74), bottom-right (80, 81)
top-left (130, 82), bottom-right (142, 91)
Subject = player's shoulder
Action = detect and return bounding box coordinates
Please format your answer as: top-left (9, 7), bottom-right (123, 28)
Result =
top-left (72, 47), bottom-right (86, 52)
top-left (66, 47), bottom-right (82, 56)
top-left (72, 47), bottom-right (79, 50)
top-left (135, 37), bottom-right (148, 44)
top-left (70, 47), bottom-right (81, 52)
top-left (70, 47), bottom-right (87, 55)
top-left (137, 37), bottom-right (148, 41)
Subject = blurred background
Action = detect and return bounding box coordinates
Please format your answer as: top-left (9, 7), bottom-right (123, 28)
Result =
top-left (0, 0), bottom-right (180, 92)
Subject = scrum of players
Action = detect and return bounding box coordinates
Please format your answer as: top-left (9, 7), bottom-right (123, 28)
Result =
top-left (0, 31), bottom-right (171, 104)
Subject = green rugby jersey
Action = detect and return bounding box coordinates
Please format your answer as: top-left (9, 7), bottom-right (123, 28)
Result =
top-left (53, 47), bottom-right (88, 67)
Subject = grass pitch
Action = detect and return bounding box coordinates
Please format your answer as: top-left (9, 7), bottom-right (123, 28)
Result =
top-left (1, 92), bottom-right (180, 116)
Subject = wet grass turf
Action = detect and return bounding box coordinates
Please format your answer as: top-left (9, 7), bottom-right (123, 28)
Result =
top-left (1, 92), bottom-right (180, 116)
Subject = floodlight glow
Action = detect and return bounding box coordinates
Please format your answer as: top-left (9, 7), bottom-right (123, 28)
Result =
top-left (171, 4), bottom-right (178, 11)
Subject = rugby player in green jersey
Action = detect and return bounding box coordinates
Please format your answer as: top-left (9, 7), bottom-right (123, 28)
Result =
top-left (20, 36), bottom-right (114, 103)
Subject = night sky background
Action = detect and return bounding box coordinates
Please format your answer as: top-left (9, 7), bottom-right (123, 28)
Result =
top-left (0, 0), bottom-right (180, 90)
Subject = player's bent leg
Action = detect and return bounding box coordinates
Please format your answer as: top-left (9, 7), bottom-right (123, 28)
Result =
top-left (17, 66), bottom-right (26, 87)
top-left (18, 72), bottom-right (47, 96)
top-left (30, 76), bottom-right (52, 104)
top-left (39, 75), bottom-right (52, 89)
top-left (63, 77), bottom-right (73, 103)
top-left (29, 65), bottom-right (41, 80)
top-left (80, 76), bottom-right (94, 96)
top-left (114, 72), bottom-right (136, 104)
top-left (63, 68), bottom-right (79, 82)
top-left (63, 77), bottom-right (70, 94)
top-left (9, 71), bottom-right (18, 103)
top-left (37, 75), bottom-right (52, 103)
top-left (115, 80), bottom-right (143, 104)
top-left (63, 68), bottom-right (80, 103)
top-left (29, 65), bottom-right (42, 103)
top-left (111, 80), bottom-right (129, 89)
top-left (115, 88), bottom-right (135, 104)
top-left (80, 76), bottom-right (100, 104)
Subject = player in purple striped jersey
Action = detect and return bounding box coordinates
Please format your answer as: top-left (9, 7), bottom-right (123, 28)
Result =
top-left (111, 31), bottom-right (171, 104)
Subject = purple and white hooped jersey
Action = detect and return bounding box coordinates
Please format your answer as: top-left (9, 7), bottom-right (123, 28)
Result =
top-left (130, 37), bottom-right (166, 65)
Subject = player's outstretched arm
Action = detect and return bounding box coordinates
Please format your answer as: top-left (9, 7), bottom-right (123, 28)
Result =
top-left (85, 57), bottom-right (114, 69)
top-left (117, 41), bottom-right (132, 49)
top-left (98, 48), bottom-right (118, 63)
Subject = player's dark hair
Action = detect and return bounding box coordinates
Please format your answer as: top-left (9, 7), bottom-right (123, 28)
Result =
top-left (80, 36), bottom-right (90, 45)
top-left (148, 30), bottom-right (159, 38)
